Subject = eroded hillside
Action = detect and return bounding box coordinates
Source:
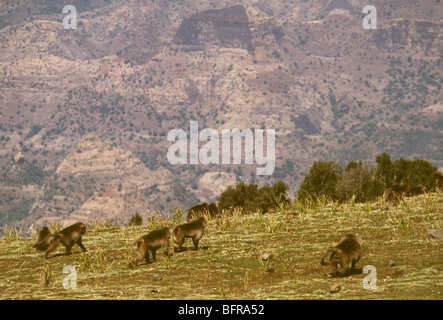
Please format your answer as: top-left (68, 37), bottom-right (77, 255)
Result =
top-left (0, 0), bottom-right (442, 227)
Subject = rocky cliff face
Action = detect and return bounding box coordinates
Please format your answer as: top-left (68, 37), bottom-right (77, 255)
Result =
top-left (174, 5), bottom-right (255, 53)
top-left (0, 0), bottom-right (442, 228)
top-left (24, 135), bottom-right (174, 232)
top-left (373, 19), bottom-right (442, 51)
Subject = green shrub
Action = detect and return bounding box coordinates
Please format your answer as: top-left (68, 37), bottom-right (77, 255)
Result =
top-left (298, 154), bottom-right (437, 204)
top-left (376, 153), bottom-right (437, 190)
top-left (129, 212), bottom-right (143, 226)
top-left (338, 161), bottom-right (385, 202)
top-left (297, 161), bottom-right (342, 203)
top-left (218, 180), bottom-right (290, 213)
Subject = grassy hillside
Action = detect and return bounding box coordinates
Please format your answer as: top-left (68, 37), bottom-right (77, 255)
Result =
top-left (0, 193), bottom-right (442, 300)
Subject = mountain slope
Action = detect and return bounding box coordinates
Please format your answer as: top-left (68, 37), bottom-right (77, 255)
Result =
top-left (0, 0), bottom-right (442, 226)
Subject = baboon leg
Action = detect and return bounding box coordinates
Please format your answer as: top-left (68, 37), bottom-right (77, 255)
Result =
top-left (163, 244), bottom-right (170, 257)
top-left (174, 232), bottom-right (185, 251)
top-left (63, 242), bottom-right (72, 255)
top-left (193, 230), bottom-right (204, 249)
top-left (351, 259), bottom-right (357, 270)
top-left (178, 237), bottom-right (185, 249)
top-left (342, 264), bottom-right (350, 274)
top-left (192, 236), bottom-right (199, 249)
top-left (336, 267), bottom-right (346, 276)
top-left (77, 238), bottom-right (87, 252)
top-left (339, 256), bottom-right (349, 275)
top-left (151, 249), bottom-right (157, 261)
top-left (45, 240), bottom-right (60, 259)
top-left (144, 250), bottom-right (151, 263)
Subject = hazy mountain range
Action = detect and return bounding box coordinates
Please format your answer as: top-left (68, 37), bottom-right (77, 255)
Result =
top-left (0, 0), bottom-right (441, 232)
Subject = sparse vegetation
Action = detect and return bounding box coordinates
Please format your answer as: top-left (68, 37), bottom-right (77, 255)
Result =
top-left (129, 212), bottom-right (143, 226)
top-left (0, 193), bottom-right (441, 299)
top-left (298, 154), bottom-right (438, 203)
top-left (0, 0), bottom-right (442, 301)
top-left (218, 180), bottom-right (290, 213)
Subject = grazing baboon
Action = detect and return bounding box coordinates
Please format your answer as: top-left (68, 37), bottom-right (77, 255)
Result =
top-left (44, 222), bottom-right (87, 259)
top-left (433, 172), bottom-right (443, 191)
top-left (173, 217), bottom-right (207, 251)
top-left (208, 202), bottom-right (219, 217)
top-left (33, 226), bottom-right (53, 251)
top-left (186, 203), bottom-right (209, 220)
top-left (383, 184), bottom-right (409, 203)
top-left (132, 227), bottom-right (170, 265)
top-left (407, 185), bottom-right (427, 197)
top-left (321, 234), bottom-right (362, 277)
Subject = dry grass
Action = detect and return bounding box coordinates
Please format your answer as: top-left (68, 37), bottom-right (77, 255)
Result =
top-left (0, 193), bottom-right (442, 300)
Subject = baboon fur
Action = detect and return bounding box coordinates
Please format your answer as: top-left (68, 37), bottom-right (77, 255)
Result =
top-left (383, 184), bottom-right (409, 203)
top-left (407, 185), bottom-right (427, 197)
top-left (208, 202), bottom-right (219, 217)
top-left (132, 227), bottom-right (170, 265)
top-left (43, 222), bottom-right (87, 259)
top-left (33, 226), bottom-right (53, 251)
top-left (172, 217), bottom-right (207, 251)
top-left (186, 203), bottom-right (209, 220)
top-left (321, 234), bottom-right (362, 276)
top-left (433, 172), bottom-right (443, 191)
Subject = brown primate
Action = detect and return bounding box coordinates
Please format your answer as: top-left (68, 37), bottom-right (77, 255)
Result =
top-left (383, 184), bottom-right (409, 203)
top-left (321, 234), bottom-right (362, 277)
top-left (208, 202), bottom-right (219, 217)
top-left (131, 227), bottom-right (170, 265)
top-left (44, 222), bottom-right (87, 259)
top-left (172, 217), bottom-right (207, 251)
top-left (433, 172), bottom-right (443, 191)
top-left (407, 185), bottom-right (427, 197)
top-left (33, 226), bottom-right (53, 251)
top-left (186, 203), bottom-right (209, 220)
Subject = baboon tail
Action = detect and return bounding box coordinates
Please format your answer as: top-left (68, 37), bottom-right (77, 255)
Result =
top-left (33, 234), bottom-right (54, 251)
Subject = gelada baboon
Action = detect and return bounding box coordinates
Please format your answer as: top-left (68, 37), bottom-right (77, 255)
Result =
top-left (33, 226), bottom-right (53, 251)
top-left (44, 222), bottom-right (87, 259)
top-left (407, 185), bottom-right (427, 197)
top-left (383, 184), bottom-right (409, 203)
top-left (172, 217), bottom-right (207, 251)
top-left (131, 227), bottom-right (170, 265)
top-left (186, 203), bottom-right (209, 220)
top-left (321, 234), bottom-right (362, 277)
top-left (433, 172), bottom-right (443, 191)
top-left (208, 202), bottom-right (219, 217)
